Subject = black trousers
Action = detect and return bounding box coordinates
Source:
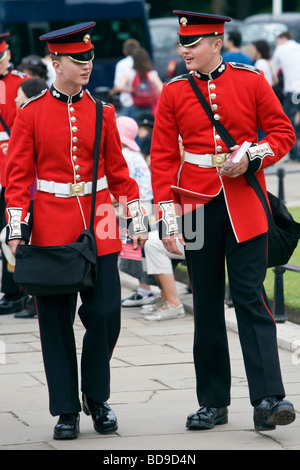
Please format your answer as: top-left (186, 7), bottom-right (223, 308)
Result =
top-left (36, 252), bottom-right (121, 416)
top-left (183, 193), bottom-right (285, 407)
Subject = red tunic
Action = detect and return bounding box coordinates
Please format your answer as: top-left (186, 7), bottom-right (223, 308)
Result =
top-left (0, 68), bottom-right (28, 187)
top-left (150, 62), bottom-right (295, 243)
top-left (5, 87), bottom-right (140, 256)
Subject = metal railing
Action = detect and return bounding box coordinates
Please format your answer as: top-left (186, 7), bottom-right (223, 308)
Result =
top-left (272, 264), bottom-right (300, 323)
top-left (226, 166), bottom-right (300, 322)
top-left (266, 167), bottom-right (300, 323)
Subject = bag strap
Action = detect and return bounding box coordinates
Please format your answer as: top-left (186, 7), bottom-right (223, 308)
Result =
top-left (0, 113), bottom-right (11, 137)
top-left (245, 173), bottom-right (276, 228)
top-left (89, 98), bottom-right (103, 231)
top-left (187, 73), bottom-right (275, 223)
top-left (187, 74), bottom-right (236, 149)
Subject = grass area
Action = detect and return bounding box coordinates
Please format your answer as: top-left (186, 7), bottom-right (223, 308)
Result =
top-left (264, 206), bottom-right (300, 311)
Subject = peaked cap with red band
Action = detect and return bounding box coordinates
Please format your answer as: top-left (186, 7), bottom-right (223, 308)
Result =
top-left (40, 22), bottom-right (95, 63)
top-left (173, 10), bottom-right (231, 46)
top-left (0, 33), bottom-right (10, 61)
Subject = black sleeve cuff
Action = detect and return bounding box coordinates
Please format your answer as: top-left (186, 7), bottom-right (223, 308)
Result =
top-left (5, 222), bottom-right (30, 244)
top-left (245, 157), bottom-right (262, 174)
top-left (156, 201), bottom-right (179, 238)
top-left (245, 142), bottom-right (275, 174)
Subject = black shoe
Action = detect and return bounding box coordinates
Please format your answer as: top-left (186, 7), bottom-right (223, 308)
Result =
top-left (186, 406), bottom-right (228, 430)
top-left (14, 310), bottom-right (37, 319)
top-left (53, 413), bottom-right (80, 440)
top-left (82, 394), bottom-right (118, 434)
top-left (253, 396), bottom-right (295, 431)
top-left (0, 293), bottom-right (28, 315)
top-left (15, 296), bottom-right (36, 318)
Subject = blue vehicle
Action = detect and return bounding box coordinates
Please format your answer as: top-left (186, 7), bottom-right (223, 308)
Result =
top-left (0, 0), bottom-right (152, 94)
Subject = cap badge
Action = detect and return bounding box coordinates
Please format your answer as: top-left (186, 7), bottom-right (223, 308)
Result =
top-left (83, 34), bottom-right (90, 44)
top-left (180, 17), bottom-right (188, 27)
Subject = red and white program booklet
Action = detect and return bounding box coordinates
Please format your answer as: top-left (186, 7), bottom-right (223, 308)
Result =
top-left (119, 240), bottom-right (142, 260)
top-left (118, 219), bottom-right (142, 260)
top-left (222, 141), bottom-right (252, 169)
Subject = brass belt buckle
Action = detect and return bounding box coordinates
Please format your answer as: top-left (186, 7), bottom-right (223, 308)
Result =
top-left (70, 182), bottom-right (85, 196)
top-left (212, 154), bottom-right (227, 166)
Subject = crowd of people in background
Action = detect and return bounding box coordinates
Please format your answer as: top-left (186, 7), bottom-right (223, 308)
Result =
top-left (1, 26), bottom-right (300, 322)
top-left (0, 43), bottom-right (51, 320)
top-left (1, 12), bottom-right (297, 441)
top-left (111, 28), bottom-right (300, 320)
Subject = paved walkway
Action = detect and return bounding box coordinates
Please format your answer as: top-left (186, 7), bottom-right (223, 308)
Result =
top-left (0, 272), bottom-right (299, 451)
top-left (0, 158), bottom-right (299, 451)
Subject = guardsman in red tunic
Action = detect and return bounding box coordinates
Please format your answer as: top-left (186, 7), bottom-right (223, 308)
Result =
top-left (150, 11), bottom-right (296, 432)
top-left (5, 22), bottom-right (148, 440)
top-left (0, 33), bottom-right (29, 315)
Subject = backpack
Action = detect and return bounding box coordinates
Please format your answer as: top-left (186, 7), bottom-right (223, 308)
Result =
top-left (131, 72), bottom-right (157, 108)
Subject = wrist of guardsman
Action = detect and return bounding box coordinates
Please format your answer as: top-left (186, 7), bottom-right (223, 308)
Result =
top-left (157, 200), bottom-right (180, 239)
top-left (126, 199), bottom-right (149, 237)
top-left (5, 208), bottom-right (30, 244)
top-left (245, 142), bottom-right (274, 174)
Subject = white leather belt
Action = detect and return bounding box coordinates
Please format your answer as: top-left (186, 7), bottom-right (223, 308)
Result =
top-left (0, 131), bottom-right (9, 142)
top-left (37, 176), bottom-right (108, 197)
top-left (185, 151), bottom-right (229, 167)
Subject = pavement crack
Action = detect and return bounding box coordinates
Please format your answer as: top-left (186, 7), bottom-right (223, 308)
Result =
top-left (9, 411), bottom-right (29, 427)
top-left (146, 390), bottom-right (157, 402)
top-left (151, 378), bottom-right (172, 389)
top-left (28, 372), bottom-right (45, 386)
top-left (254, 430), bottom-right (287, 448)
top-left (113, 357), bottom-right (136, 366)
top-left (163, 343), bottom-right (185, 353)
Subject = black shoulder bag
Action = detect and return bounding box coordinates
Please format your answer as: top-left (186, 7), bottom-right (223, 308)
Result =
top-left (188, 74), bottom-right (300, 268)
top-left (13, 99), bottom-right (103, 295)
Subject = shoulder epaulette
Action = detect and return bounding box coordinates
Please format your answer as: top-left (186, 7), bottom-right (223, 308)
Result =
top-left (85, 89), bottom-right (111, 107)
top-left (11, 70), bottom-right (29, 79)
top-left (85, 89), bottom-right (95, 101)
top-left (20, 88), bottom-right (48, 108)
top-left (167, 73), bottom-right (190, 85)
top-left (229, 62), bottom-right (260, 74)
